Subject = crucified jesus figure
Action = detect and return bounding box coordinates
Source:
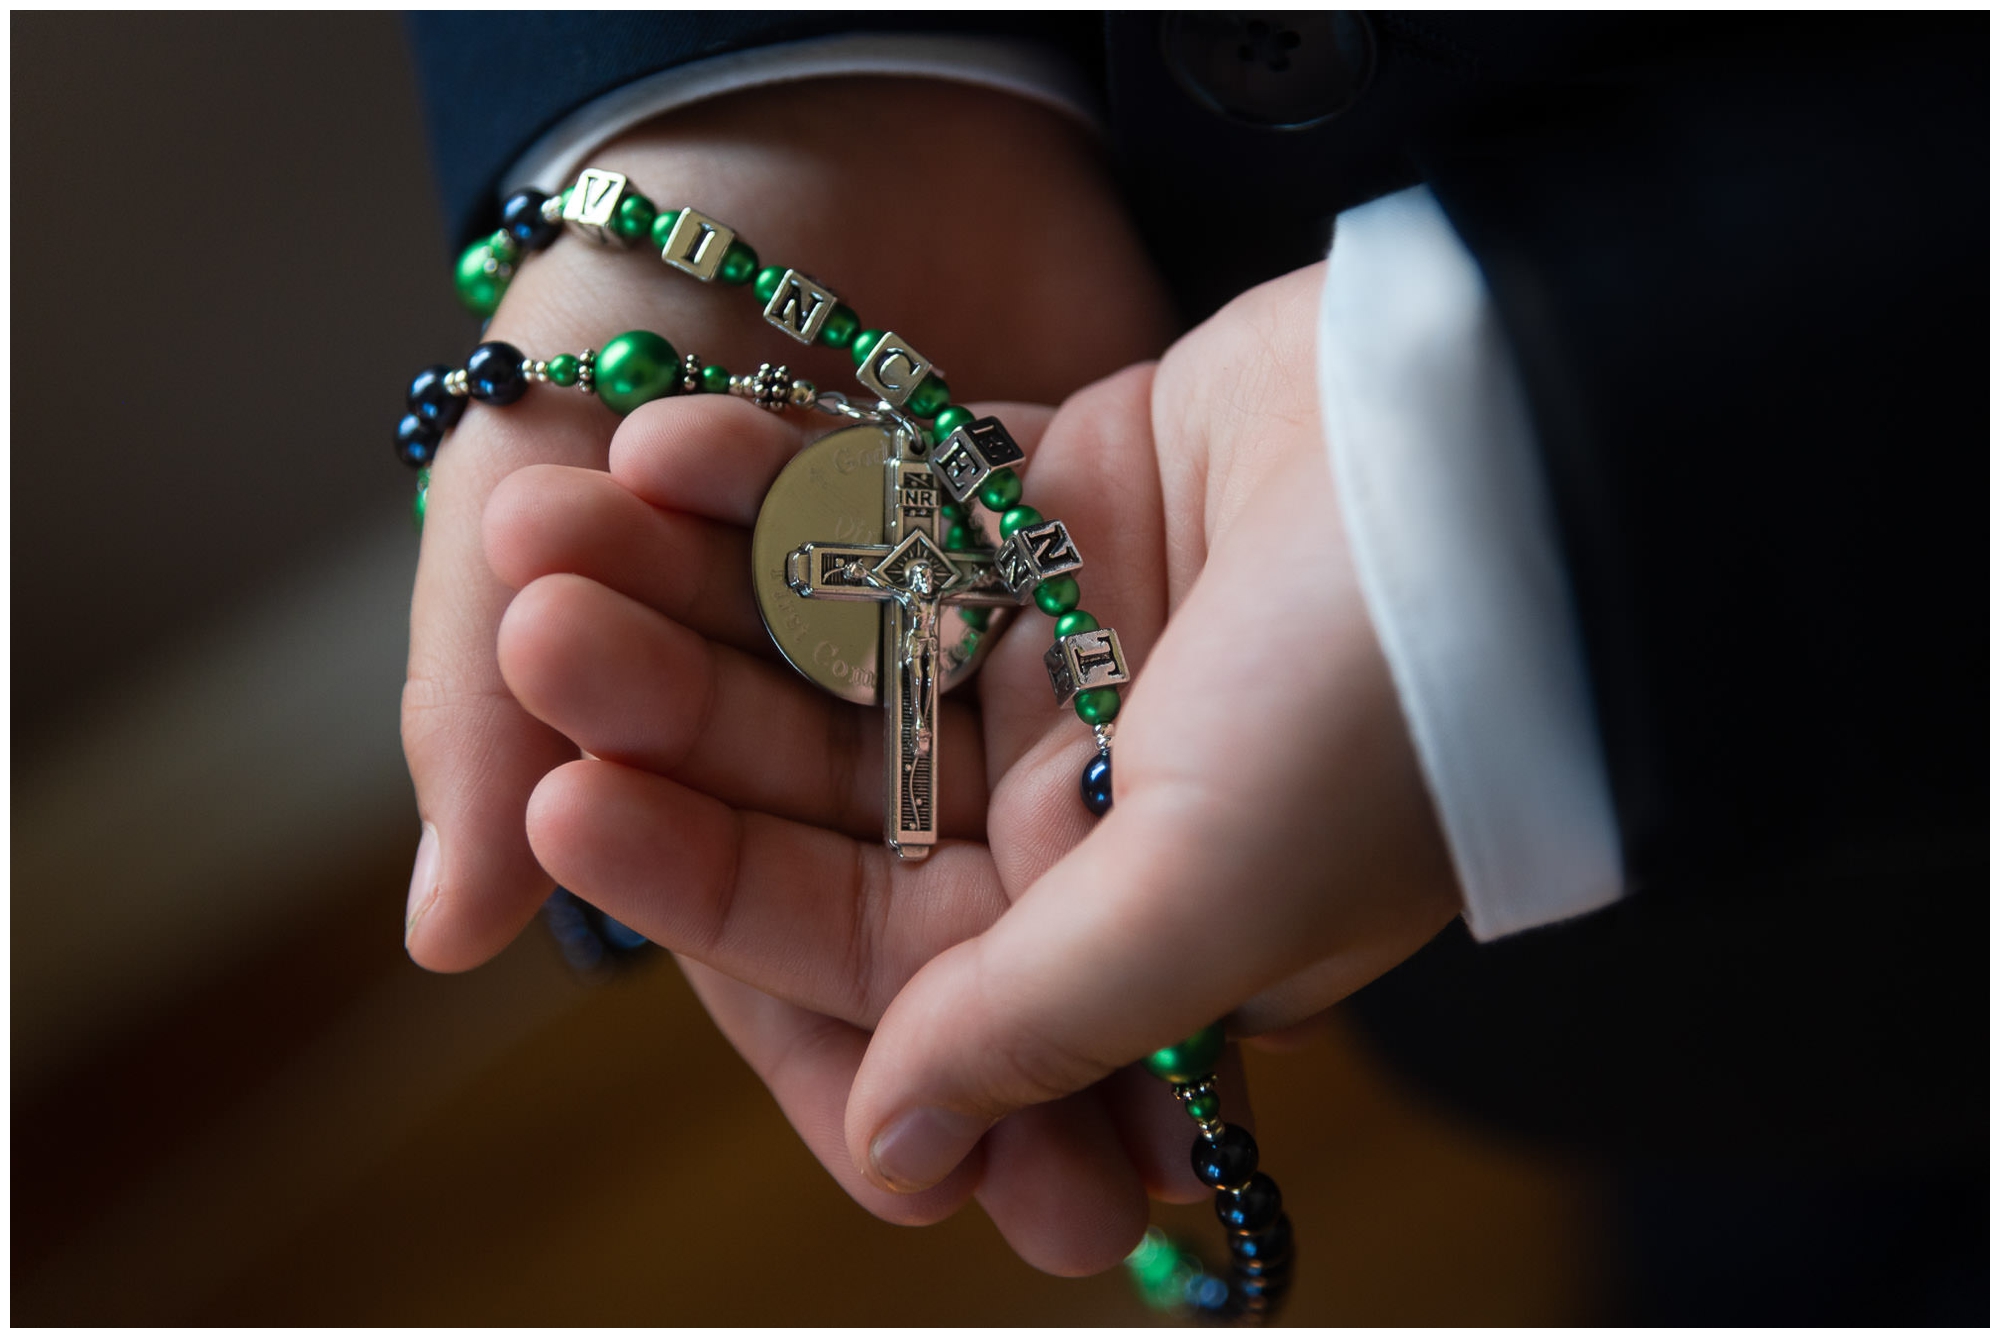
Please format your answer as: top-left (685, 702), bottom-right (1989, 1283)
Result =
top-left (846, 556), bottom-right (944, 825)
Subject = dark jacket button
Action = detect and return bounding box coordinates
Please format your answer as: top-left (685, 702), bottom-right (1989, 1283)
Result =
top-left (1162, 12), bottom-right (1375, 129)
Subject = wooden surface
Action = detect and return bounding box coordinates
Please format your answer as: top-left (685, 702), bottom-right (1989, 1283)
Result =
top-left (15, 840), bottom-right (1606, 1326)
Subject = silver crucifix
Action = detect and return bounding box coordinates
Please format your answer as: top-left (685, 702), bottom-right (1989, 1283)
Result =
top-left (772, 424), bottom-right (1014, 858)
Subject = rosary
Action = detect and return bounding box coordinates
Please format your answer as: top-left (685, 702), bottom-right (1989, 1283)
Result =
top-left (395, 167), bottom-right (1293, 1323)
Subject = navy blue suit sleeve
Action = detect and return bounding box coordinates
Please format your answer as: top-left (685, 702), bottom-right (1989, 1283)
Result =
top-left (405, 11), bottom-right (1102, 249)
top-left (1413, 17), bottom-right (1985, 893)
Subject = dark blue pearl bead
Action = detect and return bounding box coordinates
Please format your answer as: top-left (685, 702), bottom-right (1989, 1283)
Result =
top-left (541, 887), bottom-right (654, 976)
top-left (1234, 1269), bottom-right (1291, 1302)
top-left (1205, 1288), bottom-right (1252, 1322)
top-left (406, 364), bottom-right (464, 429)
top-left (1185, 1273), bottom-right (1231, 1313)
top-left (1191, 1123), bottom-right (1259, 1190)
top-left (1081, 751), bottom-right (1112, 815)
top-left (395, 412), bottom-right (439, 468)
top-left (1215, 1172), bottom-right (1282, 1234)
top-left (466, 341), bottom-right (527, 405)
top-left (501, 188), bottom-right (561, 251)
top-left (1237, 1249), bottom-right (1294, 1279)
top-left (1228, 1212), bottom-right (1293, 1266)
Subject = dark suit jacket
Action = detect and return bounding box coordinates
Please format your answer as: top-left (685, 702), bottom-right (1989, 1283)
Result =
top-left (408, 12), bottom-right (1987, 1160)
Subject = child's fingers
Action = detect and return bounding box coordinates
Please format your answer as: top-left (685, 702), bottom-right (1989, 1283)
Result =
top-left (677, 959), bottom-right (982, 1226)
top-left (526, 757), bottom-right (1005, 1029)
top-left (681, 961), bottom-right (1148, 1276)
top-left (610, 395), bottom-right (811, 525)
top-left (402, 398), bottom-right (620, 973)
top-left (947, 374), bottom-right (1170, 789)
top-left (609, 395), bottom-right (1057, 530)
top-left (485, 463), bottom-right (773, 661)
top-left (498, 573), bottom-right (988, 841)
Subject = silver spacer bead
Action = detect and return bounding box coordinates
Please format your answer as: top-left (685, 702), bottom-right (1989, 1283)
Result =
top-left (680, 352), bottom-right (703, 395)
top-left (733, 362), bottom-right (796, 413)
top-left (788, 379), bottom-right (818, 408)
top-left (1093, 722), bottom-right (1117, 751)
top-left (443, 368), bottom-right (470, 397)
top-left (1172, 1078), bottom-right (1217, 1107)
top-left (522, 358), bottom-right (549, 384)
top-left (576, 349), bottom-right (596, 394)
top-left (539, 193), bottom-right (566, 224)
top-left (1196, 1117), bottom-right (1227, 1141)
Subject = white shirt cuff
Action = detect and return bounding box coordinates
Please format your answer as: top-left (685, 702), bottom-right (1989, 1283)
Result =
top-left (1319, 185), bottom-right (1625, 940)
top-left (501, 32), bottom-right (1102, 197)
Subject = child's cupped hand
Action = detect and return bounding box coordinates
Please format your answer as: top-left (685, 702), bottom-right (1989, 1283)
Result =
top-left (479, 261), bottom-right (1464, 1275)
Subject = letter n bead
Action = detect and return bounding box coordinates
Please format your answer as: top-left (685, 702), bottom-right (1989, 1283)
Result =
top-left (932, 417), bottom-right (1027, 504)
top-left (995, 518), bottom-right (1083, 598)
top-left (1045, 627), bottom-right (1130, 707)
top-left (563, 169), bottom-right (631, 245)
top-left (762, 269), bottom-right (840, 344)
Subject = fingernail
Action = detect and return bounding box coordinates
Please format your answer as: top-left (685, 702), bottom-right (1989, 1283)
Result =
top-left (405, 823), bottom-right (440, 945)
top-left (869, 1107), bottom-right (989, 1193)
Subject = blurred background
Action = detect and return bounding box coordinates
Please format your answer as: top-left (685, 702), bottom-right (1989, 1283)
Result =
top-left (8, 13), bottom-right (1619, 1324)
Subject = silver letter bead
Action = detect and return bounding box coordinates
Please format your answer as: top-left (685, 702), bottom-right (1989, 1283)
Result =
top-left (995, 518), bottom-right (1083, 597)
top-left (932, 417), bottom-right (1026, 503)
top-left (1045, 627), bottom-right (1130, 707)
top-left (762, 269), bottom-right (839, 344)
top-left (660, 207), bottom-right (736, 280)
top-left (563, 169), bottom-right (631, 245)
top-left (855, 332), bottom-right (933, 408)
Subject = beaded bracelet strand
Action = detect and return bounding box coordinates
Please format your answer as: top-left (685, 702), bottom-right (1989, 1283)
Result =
top-left (1128, 1026), bottom-right (1295, 1321)
top-left (452, 168), bottom-right (952, 423)
top-left (395, 331), bottom-right (821, 531)
top-left (400, 165), bottom-right (1293, 1323)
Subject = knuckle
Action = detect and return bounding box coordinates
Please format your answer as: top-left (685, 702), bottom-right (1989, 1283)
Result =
top-left (969, 963), bottom-right (1113, 1108)
top-left (985, 1020), bottom-right (1107, 1109)
top-left (826, 701), bottom-right (872, 837)
top-left (846, 844), bottom-right (894, 1025)
top-left (399, 671), bottom-right (516, 765)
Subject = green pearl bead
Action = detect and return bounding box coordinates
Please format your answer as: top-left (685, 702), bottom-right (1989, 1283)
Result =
top-left (960, 606), bottom-right (991, 631)
top-left (1143, 1023), bottom-right (1224, 1085)
top-left (753, 266), bottom-right (787, 304)
top-left (850, 328), bottom-right (885, 368)
top-left (931, 405), bottom-right (974, 439)
top-left (718, 240), bottom-right (759, 285)
top-left (700, 363), bottom-right (732, 393)
top-left (546, 353), bottom-right (579, 387)
top-left (1054, 609), bottom-right (1099, 640)
top-left (945, 522), bottom-right (970, 550)
top-left (1183, 1090), bottom-right (1221, 1123)
top-left (907, 373), bottom-right (951, 419)
top-left (650, 209), bottom-right (682, 251)
top-left (940, 500), bottom-right (967, 523)
top-left (1035, 576), bottom-right (1080, 616)
top-left (612, 193), bottom-right (655, 242)
top-left (979, 467), bottom-right (1022, 512)
top-left (453, 240), bottom-right (506, 317)
top-left (412, 469), bottom-right (430, 534)
top-left (1074, 684), bottom-right (1121, 726)
top-left (999, 505), bottom-right (1042, 540)
top-left (818, 303), bottom-right (861, 349)
top-left (594, 330), bottom-right (681, 415)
